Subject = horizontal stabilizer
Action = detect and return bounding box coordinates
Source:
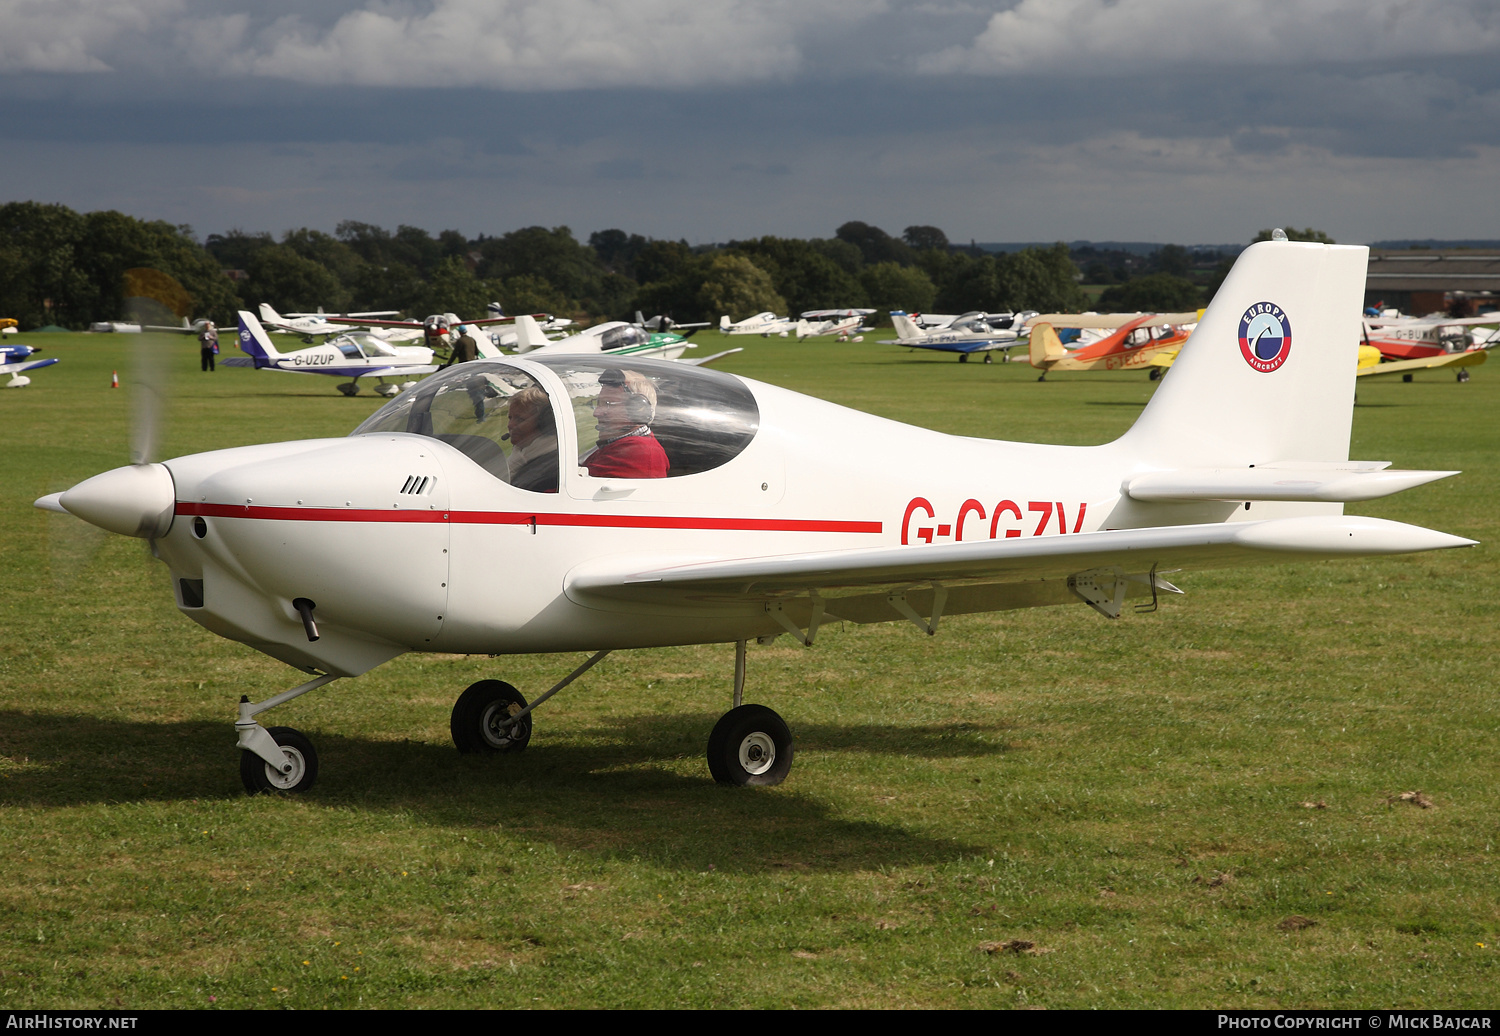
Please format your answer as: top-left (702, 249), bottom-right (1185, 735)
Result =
top-left (1125, 465), bottom-right (1458, 503)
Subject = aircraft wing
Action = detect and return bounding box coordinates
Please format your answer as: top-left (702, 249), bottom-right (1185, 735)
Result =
top-left (355, 365), bottom-right (440, 378)
top-left (0, 357), bottom-right (58, 375)
top-left (1031, 312), bottom-right (1200, 329)
top-left (567, 516), bottom-right (1473, 621)
top-left (1356, 350), bottom-right (1488, 378)
top-left (681, 347), bottom-right (744, 366)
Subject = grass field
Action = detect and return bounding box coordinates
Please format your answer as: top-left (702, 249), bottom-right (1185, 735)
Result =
top-left (2, 330), bottom-right (1497, 1009)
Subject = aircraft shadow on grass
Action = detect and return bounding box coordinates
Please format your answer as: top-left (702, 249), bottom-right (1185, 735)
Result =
top-left (0, 710), bottom-right (1003, 872)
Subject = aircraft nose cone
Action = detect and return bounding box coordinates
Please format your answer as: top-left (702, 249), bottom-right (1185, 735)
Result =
top-left (54, 463), bottom-right (176, 538)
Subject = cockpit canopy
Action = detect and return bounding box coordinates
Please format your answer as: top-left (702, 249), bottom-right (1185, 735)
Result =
top-left (351, 357), bottom-right (759, 488)
top-left (598, 325), bottom-right (650, 352)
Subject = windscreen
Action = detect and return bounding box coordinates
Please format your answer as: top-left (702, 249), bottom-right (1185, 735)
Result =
top-left (351, 362), bottom-right (559, 492)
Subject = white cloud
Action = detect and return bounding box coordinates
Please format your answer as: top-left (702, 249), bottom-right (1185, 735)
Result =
top-left (0, 0), bottom-right (891, 89)
top-left (918, 0), bottom-right (1500, 75)
top-left (0, 0), bottom-right (185, 72)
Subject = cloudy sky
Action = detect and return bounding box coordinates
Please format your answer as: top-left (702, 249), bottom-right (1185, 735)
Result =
top-left (3, 0), bottom-right (1499, 246)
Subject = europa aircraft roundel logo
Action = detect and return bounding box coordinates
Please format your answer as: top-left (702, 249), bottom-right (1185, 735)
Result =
top-left (1238, 302), bottom-right (1292, 372)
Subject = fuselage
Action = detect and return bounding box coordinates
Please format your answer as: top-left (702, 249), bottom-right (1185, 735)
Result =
top-left (150, 356), bottom-right (1321, 678)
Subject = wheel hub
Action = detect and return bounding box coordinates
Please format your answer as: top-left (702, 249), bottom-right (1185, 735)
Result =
top-left (738, 732), bottom-right (776, 775)
top-left (262, 746), bottom-right (306, 790)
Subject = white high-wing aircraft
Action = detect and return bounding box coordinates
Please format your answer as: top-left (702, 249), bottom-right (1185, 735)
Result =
top-left (719, 312), bottom-right (798, 337)
top-left (37, 240), bottom-right (1475, 794)
top-left (798, 309), bottom-right (877, 339)
top-left (224, 311), bottom-right (439, 396)
top-left (257, 305), bottom-right (424, 344)
top-left (880, 311), bottom-right (1036, 362)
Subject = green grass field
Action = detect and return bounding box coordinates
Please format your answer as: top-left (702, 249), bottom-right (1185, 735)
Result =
top-left (2, 331), bottom-right (1496, 1009)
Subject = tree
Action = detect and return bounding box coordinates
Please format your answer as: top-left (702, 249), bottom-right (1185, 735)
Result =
top-left (414, 255), bottom-right (491, 319)
top-left (728, 237), bottom-right (867, 314)
top-left (1153, 244), bottom-right (1191, 278)
top-left (835, 221), bottom-right (913, 266)
top-left (696, 254), bottom-right (786, 321)
top-left (589, 229), bottom-right (650, 279)
top-left (860, 262), bottom-right (936, 316)
top-left (902, 225), bottom-right (949, 252)
top-left (477, 226), bottom-right (614, 312)
top-left (242, 245), bottom-right (344, 314)
top-left (1096, 273), bottom-right (1203, 312)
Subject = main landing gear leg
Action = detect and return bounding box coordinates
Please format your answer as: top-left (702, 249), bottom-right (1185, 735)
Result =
top-left (707, 639), bottom-right (793, 787)
top-left (236, 673), bottom-right (339, 794)
top-left (450, 650), bottom-right (612, 756)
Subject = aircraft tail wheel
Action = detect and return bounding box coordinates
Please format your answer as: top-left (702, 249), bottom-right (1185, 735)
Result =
top-left (337, 382), bottom-right (360, 396)
top-left (240, 726), bottom-right (319, 794)
top-left (451, 679), bottom-right (531, 754)
top-left (707, 704), bottom-right (792, 786)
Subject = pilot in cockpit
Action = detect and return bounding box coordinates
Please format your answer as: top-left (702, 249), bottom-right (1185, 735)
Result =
top-left (581, 367), bottom-right (669, 479)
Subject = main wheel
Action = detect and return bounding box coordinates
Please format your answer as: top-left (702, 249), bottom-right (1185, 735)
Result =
top-left (1148, 367), bottom-right (1162, 381)
top-left (240, 726), bottom-right (319, 794)
top-left (1458, 369), bottom-right (1471, 383)
top-left (451, 680), bottom-right (531, 754)
top-left (337, 382), bottom-right (360, 396)
top-left (707, 704), bottom-right (793, 786)
top-left (983, 352), bottom-right (993, 364)
top-left (959, 353), bottom-right (968, 363)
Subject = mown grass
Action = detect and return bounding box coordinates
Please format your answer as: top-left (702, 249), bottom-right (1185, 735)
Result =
top-left (1, 331), bottom-right (1496, 1008)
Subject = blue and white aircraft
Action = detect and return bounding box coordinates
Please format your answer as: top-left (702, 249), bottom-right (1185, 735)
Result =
top-left (227, 311), bottom-right (439, 396)
top-left (0, 343), bottom-right (58, 387)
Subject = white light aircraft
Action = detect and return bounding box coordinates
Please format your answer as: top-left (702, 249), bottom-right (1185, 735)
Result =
top-left (257, 304), bottom-right (420, 343)
top-left (36, 240), bottom-right (1475, 794)
top-left (719, 312), bottom-right (798, 337)
top-left (798, 309), bottom-right (877, 339)
top-left (499, 315), bottom-right (741, 366)
top-left (225, 311), bottom-right (439, 396)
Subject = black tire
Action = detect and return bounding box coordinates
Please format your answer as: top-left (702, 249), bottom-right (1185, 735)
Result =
top-left (1402, 373), bottom-right (1414, 383)
top-left (959, 353), bottom-right (968, 363)
top-left (240, 726), bottom-right (319, 794)
top-left (983, 352), bottom-right (993, 364)
top-left (707, 704), bottom-right (793, 786)
top-left (451, 680), bottom-right (531, 754)
top-left (1148, 367), bottom-right (1162, 381)
top-left (1458, 369), bottom-right (1471, 383)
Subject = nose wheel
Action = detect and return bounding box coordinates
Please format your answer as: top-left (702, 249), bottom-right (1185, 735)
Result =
top-left (239, 726), bottom-right (319, 794)
top-left (707, 704), bottom-right (793, 786)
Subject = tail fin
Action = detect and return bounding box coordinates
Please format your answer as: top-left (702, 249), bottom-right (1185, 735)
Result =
top-left (474, 330), bottom-right (502, 359)
top-left (513, 315), bottom-right (545, 353)
top-left (257, 303), bottom-right (282, 325)
top-left (891, 313), bottom-right (922, 340)
top-left (236, 311), bottom-right (282, 367)
top-left (795, 319), bottom-right (813, 340)
top-left (1027, 323), bottom-right (1067, 368)
top-left (1121, 240), bottom-right (1367, 466)
top-left (719, 315), bottom-right (731, 331)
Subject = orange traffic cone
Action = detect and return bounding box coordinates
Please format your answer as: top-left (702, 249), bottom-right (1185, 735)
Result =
top-left (111, 370), bottom-right (119, 388)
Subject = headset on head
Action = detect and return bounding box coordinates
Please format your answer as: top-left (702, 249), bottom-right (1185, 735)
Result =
top-left (600, 368), bottom-right (656, 425)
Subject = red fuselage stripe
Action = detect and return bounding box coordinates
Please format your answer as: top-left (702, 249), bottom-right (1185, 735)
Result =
top-left (174, 501), bottom-right (881, 534)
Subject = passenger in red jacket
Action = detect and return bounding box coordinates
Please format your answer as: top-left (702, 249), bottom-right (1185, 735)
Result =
top-left (583, 367), bottom-right (670, 478)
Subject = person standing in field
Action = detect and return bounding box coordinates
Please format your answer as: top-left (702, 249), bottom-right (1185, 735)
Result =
top-left (199, 321), bottom-right (219, 372)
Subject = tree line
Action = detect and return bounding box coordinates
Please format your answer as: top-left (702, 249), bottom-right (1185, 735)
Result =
top-left (1, 200), bottom-right (1323, 330)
